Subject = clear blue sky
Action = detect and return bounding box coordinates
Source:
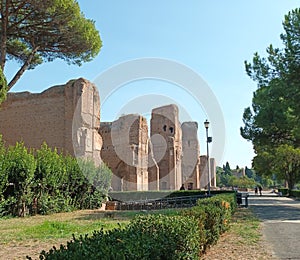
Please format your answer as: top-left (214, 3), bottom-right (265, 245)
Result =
top-left (4, 1), bottom-right (300, 168)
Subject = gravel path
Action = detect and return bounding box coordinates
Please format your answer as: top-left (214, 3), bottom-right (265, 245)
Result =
top-left (250, 193), bottom-right (300, 260)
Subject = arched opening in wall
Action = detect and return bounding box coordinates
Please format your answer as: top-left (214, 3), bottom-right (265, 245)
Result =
top-left (169, 127), bottom-right (174, 134)
top-left (163, 125), bottom-right (167, 132)
top-left (188, 182), bottom-right (193, 190)
top-left (116, 161), bottom-right (127, 191)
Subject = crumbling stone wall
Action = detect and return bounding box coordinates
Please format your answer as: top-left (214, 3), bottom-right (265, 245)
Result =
top-left (181, 122), bottom-right (200, 190)
top-left (199, 155), bottom-right (216, 189)
top-left (0, 78), bottom-right (102, 163)
top-left (200, 155), bottom-right (208, 189)
top-left (210, 158), bottom-right (217, 187)
top-left (100, 114), bottom-right (148, 191)
top-left (148, 104), bottom-right (182, 190)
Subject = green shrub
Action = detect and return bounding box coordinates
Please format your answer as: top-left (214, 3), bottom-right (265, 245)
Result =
top-left (125, 214), bottom-right (201, 259)
top-left (278, 188), bottom-right (289, 196)
top-left (0, 141), bottom-right (112, 217)
top-left (109, 190), bottom-right (235, 202)
top-left (0, 135), bottom-right (7, 199)
top-left (183, 193), bottom-right (235, 251)
top-left (3, 142), bottom-right (36, 217)
top-left (34, 193), bottom-right (236, 259)
top-left (289, 190), bottom-right (300, 198)
top-left (35, 215), bottom-right (201, 260)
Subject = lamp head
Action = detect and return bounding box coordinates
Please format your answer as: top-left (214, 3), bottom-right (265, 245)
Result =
top-left (204, 119), bottom-right (210, 129)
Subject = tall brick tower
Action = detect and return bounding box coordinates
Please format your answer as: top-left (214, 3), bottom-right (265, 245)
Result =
top-left (148, 104), bottom-right (182, 190)
top-left (181, 122), bottom-right (200, 190)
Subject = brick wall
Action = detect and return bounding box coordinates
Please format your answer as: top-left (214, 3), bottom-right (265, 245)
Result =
top-left (149, 104), bottom-right (182, 190)
top-left (181, 122), bottom-right (200, 190)
top-left (100, 114), bottom-right (149, 191)
top-left (0, 78), bottom-right (102, 164)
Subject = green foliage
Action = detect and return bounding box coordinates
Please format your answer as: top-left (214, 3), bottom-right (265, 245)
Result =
top-left (253, 144), bottom-right (300, 190)
top-left (0, 135), bottom-right (7, 198)
top-left (289, 189), bottom-right (300, 198)
top-left (2, 142), bottom-right (36, 216)
top-left (35, 215), bottom-right (201, 260)
top-left (0, 0), bottom-right (102, 89)
top-left (34, 193), bottom-right (236, 259)
top-left (34, 143), bottom-right (66, 197)
top-left (278, 188), bottom-right (289, 196)
top-left (0, 68), bottom-right (7, 104)
top-left (109, 189), bottom-right (234, 202)
top-left (217, 164), bottom-right (261, 188)
top-left (0, 142), bottom-right (112, 217)
top-left (241, 8), bottom-right (300, 187)
top-left (231, 176), bottom-right (257, 188)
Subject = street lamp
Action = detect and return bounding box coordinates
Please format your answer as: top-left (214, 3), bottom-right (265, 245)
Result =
top-left (204, 119), bottom-right (212, 196)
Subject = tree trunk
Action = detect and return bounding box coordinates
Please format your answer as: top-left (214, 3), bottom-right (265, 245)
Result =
top-left (8, 47), bottom-right (39, 90)
top-left (0, 0), bottom-right (10, 70)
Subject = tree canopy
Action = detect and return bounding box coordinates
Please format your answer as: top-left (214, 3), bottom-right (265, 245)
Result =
top-left (0, 0), bottom-right (102, 94)
top-left (241, 8), bottom-right (300, 189)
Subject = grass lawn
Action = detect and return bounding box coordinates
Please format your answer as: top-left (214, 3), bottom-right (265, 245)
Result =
top-left (0, 207), bottom-right (272, 260)
top-left (0, 208), bottom-right (181, 259)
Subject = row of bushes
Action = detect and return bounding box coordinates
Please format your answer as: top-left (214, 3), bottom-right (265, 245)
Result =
top-left (278, 188), bottom-right (300, 197)
top-left (288, 190), bottom-right (300, 198)
top-left (31, 193), bottom-right (236, 259)
top-left (109, 190), bottom-right (235, 202)
top-left (0, 137), bottom-right (112, 217)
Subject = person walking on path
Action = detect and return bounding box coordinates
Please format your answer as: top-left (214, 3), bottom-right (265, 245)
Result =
top-left (258, 185), bottom-right (262, 196)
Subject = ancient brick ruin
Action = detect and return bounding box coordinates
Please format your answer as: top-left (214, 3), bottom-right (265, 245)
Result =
top-left (99, 114), bottom-right (149, 191)
top-left (148, 105), bottom-right (182, 190)
top-left (199, 156), bottom-right (217, 189)
top-left (181, 122), bottom-right (200, 190)
top-left (0, 78), bottom-right (217, 191)
top-left (0, 78), bottom-right (102, 164)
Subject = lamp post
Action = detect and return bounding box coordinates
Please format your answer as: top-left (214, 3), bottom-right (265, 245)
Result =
top-left (204, 119), bottom-right (212, 196)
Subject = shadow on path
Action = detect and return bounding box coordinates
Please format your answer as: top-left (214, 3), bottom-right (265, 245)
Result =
top-left (249, 195), bottom-right (300, 259)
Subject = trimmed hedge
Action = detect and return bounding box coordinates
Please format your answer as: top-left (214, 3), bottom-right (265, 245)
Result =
top-left (109, 190), bottom-right (235, 202)
top-left (278, 188), bottom-right (289, 196)
top-left (32, 193), bottom-right (236, 259)
top-left (289, 190), bottom-right (300, 198)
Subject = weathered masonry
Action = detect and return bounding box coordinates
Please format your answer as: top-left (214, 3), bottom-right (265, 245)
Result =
top-left (181, 122), bottom-right (201, 190)
top-left (0, 78), bottom-right (217, 192)
top-left (0, 78), bottom-right (102, 164)
top-left (99, 114), bottom-right (149, 191)
top-left (148, 104), bottom-right (182, 190)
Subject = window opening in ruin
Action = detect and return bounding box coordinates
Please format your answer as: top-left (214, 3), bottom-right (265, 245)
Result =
top-left (188, 183), bottom-right (193, 190)
top-left (169, 127), bottom-right (174, 133)
top-left (132, 145), bottom-right (138, 166)
top-left (188, 140), bottom-right (190, 147)
top-left (163, 125), bottom-right (167, 131)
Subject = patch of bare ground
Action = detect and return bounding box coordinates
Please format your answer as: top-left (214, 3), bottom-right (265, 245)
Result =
top-left (0, 239), bottom-right (67, 260)
top-left (202, 208), bottom-right (278, 260)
